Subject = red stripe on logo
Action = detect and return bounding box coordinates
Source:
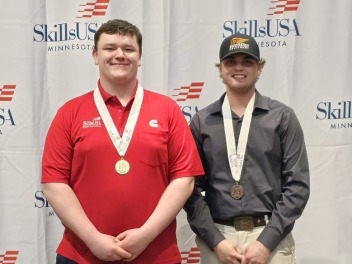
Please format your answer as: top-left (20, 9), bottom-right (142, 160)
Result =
top-left (77, 0), bottom-right (109, 18)
top-left (0, 251), bottom-right (19, 264)
top-left (285, 6), bottom-right (298, 11)
top-left (94, 5), bottom-right (108, 10)
top-left (0, 84), bottom-right (16, 101)
top-left (188, 88), bottom-right (202, 93)
top-left (172, 82), bottom-right (204, 102)
top-left (2, 85), bottom-right (16, 89)
top-left (190, 82), bottom-right (204, 87)
top-left (92, 11), bottom-right (106, 16)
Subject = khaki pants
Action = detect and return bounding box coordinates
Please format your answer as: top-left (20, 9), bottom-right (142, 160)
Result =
top-left (196, 223), bottom-right (295, 264)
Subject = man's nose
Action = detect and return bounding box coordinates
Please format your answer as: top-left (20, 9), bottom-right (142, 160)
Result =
top-left (114, 47), bottom-right (125, 57)
top-left (234, 62), bottom-right (244, 70)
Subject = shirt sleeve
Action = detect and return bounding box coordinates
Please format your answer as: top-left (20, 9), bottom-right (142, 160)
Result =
top-left (257, 108), bottom-right (310, 251)
top-left (166, 100), bottom-right (204, 180)
top-left (42, 105), bottom-right (74, 184)
top-left (183, 113), bottom-right (225, 250)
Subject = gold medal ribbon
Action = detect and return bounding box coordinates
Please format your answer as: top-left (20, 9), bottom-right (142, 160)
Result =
top-left (93, 85), bottom-right (144, 174)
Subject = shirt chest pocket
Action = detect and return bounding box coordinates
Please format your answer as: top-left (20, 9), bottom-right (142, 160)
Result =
top-left (137, 131), bottom-right (168, 167)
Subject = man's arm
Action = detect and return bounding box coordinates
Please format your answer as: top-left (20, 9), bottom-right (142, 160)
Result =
top-left (183, 114), bottom-right (226, 250)
top-left (257, 108), bottom-right (310, 251)
top-left (184, 114), bottom-right (244, 262)
top-left (244, 108), bottom-right (310, 263)
top-left (117, 176), bottom-right (194, 261)
top-left (184, 182), bottom-right (225, 249)
top-left (42, 182), bottom-right (132, 261)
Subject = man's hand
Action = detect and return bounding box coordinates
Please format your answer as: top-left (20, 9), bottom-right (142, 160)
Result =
top-left (116, 228), bottom-right (153, 261)
top-left (241, 241), bottom-right (270, 264)
top-left (86, 232), bottom-right (132, 261)
top-left (214, 239), bottom-right (244, 264)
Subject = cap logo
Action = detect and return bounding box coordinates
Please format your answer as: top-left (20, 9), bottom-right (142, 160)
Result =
top-left (229, 37), bottom-right (250, 51)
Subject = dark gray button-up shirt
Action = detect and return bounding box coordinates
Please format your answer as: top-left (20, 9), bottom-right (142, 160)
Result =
top-left (184, 90), bottom-right (310, 251)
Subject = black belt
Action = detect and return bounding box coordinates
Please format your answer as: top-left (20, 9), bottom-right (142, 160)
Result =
top-left (214, 215), bottom-right (269, 231)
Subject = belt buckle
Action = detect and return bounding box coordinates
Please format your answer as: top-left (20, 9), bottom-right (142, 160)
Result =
top-left (234, 216), bottom-right (254, 231)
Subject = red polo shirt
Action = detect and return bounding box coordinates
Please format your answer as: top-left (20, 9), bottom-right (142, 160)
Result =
top-left (42, 81), bottom-right (204, 264)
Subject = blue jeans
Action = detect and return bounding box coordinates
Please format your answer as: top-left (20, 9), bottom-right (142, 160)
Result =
top-left (56, 255), bottom-right (77, 264)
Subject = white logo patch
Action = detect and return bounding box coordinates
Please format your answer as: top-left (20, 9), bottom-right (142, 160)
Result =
top-left (83, 117), bottom-right (102, 128)
top-left (149, 119), bottom-right (159, 128)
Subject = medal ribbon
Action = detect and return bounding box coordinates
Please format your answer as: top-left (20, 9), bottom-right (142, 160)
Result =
top-left (222, 93), bottom-right (255, 182)
top-left (93, 85), bottom-right (144, 158)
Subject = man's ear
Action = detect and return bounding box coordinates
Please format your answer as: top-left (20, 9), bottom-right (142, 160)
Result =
top-left (92, 49), bottom-right (98, 65)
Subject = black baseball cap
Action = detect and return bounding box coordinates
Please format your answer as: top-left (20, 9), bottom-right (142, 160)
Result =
top-left (219, 33), bottom-right (260, 61)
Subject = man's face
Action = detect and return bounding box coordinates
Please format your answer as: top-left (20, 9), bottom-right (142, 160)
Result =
top-left (219, 53), bottom-right (262, 94)
top-left (92, 33), bottom-right (141, 85)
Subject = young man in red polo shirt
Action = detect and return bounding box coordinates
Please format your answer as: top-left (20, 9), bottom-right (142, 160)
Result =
top-left (42, 19), bottom-right (204, 264)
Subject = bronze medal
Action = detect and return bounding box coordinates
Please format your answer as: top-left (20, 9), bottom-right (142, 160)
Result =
top-left (115, 159), bottom-right (130, 175)
top-left (230, 183), bottom-right (244, 199)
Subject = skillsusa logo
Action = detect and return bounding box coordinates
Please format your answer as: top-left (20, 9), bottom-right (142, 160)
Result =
top-left (83, 117), bottom-right (102, 128)
top-left (0, 250), bottom-right (19, 264)
top-left (172, 82), bottom-right (204, 124)
top-left (316, 100), bottom-right (352, 130)
top-left (0, 84), bottom-right (16, 135)
top-left (33, 0), bottom-right (112, 52)
top-left (223, 0), bottom-right (301, 48)
top-left (77, 0), bottom-right (110, 18)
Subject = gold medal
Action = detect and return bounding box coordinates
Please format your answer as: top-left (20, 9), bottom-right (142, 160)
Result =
top-left (115, 159), bottom-right (130, 175)
top-left (230, 183), bottom-right (244, 199)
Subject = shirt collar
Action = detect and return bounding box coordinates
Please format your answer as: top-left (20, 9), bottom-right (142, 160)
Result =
top-left (97, 80), bottom-right (138, 106)
top-left (208, 89), bottom-right (270, 115)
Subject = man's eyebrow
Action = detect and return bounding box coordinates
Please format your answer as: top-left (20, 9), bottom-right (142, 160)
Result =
top-left (101, 43), bottom-right (136, 48)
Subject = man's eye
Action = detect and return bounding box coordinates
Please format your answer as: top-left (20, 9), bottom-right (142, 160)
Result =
top-left (243, 59), bottom-right (255, 66)
top-left (124, 47), bottom-right (135, 52)
top-left (225, 59), bottom-right (235, 65)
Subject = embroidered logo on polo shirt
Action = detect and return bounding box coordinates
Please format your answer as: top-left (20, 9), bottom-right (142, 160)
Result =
top-left (83, 117), bottom-right (102, 128)
top-left (149, 119), bottom-right (159, 128)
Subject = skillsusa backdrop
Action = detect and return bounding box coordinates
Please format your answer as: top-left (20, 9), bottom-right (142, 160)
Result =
top-left (0, 1), bottom-right (351, 263)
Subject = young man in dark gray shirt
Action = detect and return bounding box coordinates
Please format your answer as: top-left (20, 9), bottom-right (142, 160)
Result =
top-left (184, 33), bottom-right (310, 264)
